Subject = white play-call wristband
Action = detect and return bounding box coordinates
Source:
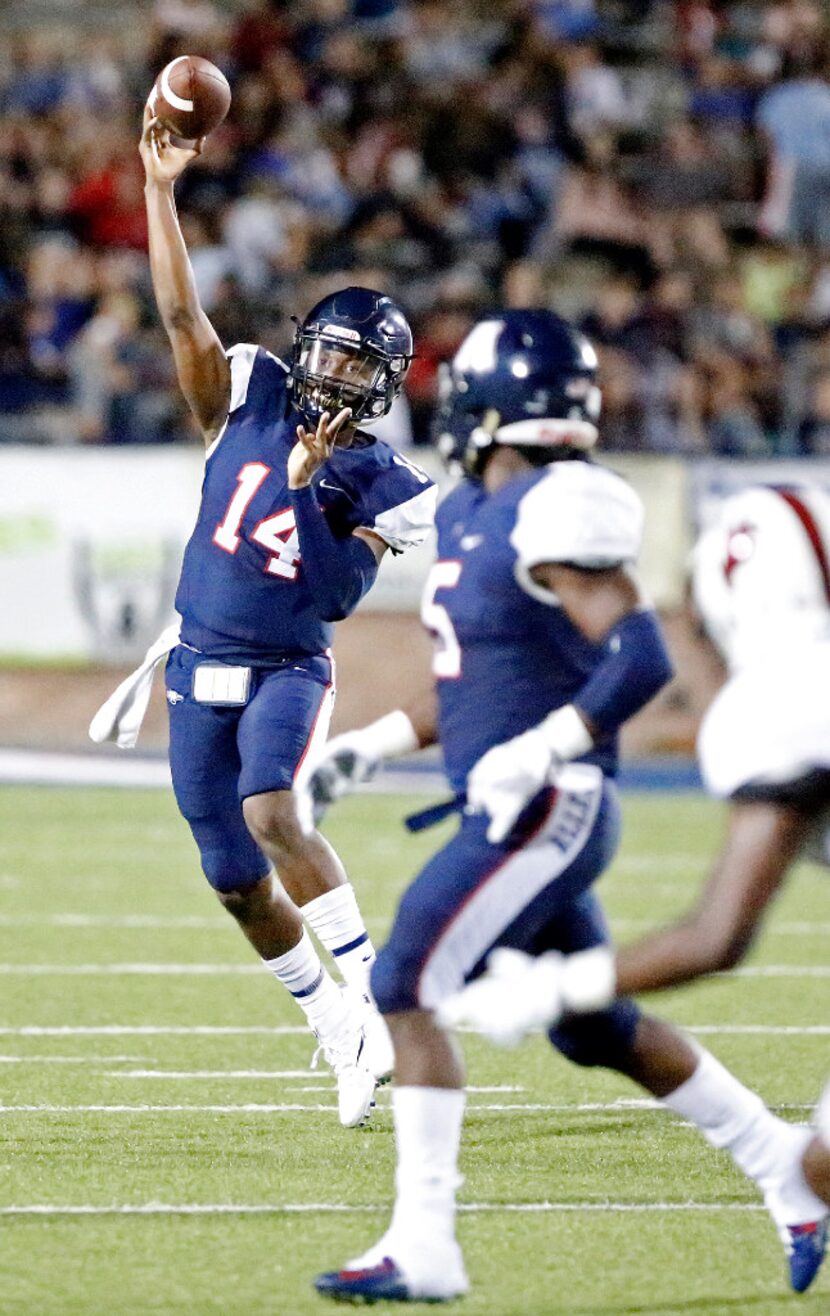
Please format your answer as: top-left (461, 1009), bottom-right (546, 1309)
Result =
top-left (539, 704), bottom-right (594, 762)
top-left (359, 709), bottom-right (419, 760)
top-left (560, 947), bottom-right (617, 1014)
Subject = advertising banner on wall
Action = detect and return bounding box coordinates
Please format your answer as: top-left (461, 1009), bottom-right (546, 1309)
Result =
top-left (0, 444), bottom-right (737, 662)
top-left (1, 446), bottom-right (202, 662)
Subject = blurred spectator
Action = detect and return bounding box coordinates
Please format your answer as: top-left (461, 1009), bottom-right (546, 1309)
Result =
top-left (757, 46), bottom-right (830, 246)
top-left (3, 0), bottom-right (830, 457)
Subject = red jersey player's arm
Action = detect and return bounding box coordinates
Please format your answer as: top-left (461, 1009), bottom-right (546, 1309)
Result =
top-left (139, 107), bottom-right (230, 447)
top-left (613, 800), bottom-right (811, 995)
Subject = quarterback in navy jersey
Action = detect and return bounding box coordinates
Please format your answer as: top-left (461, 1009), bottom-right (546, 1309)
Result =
top-left (129, 105), bottom-right (435, 1128)
top-left (309, 312), bottom-right (827, 1302)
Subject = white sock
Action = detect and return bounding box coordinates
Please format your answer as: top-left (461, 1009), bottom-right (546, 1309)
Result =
top-left (263, 929), bottom-right (348, 1039)
top-left (388, 1086), bottom-right (466, 1247)
top-left (302, 883), bottom-right (376, 999)
top-left (663, 1048), bottom-right (820, 1216)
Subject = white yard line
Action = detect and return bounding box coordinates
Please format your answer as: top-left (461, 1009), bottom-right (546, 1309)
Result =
top-left (0, 1104), bottom-right (341, 1114)
top-left (0, 964), bottom-right (264, 975)
top-left (0, 1055), bottom-right (146, 1065)
top-left (0, 912), bottom-right (827, 935)
top-left (2, 962), bottom-right (830, 978)
top-left (0, 1026), bottom-right (308, 1036)
top-left (731, 966), bottom-right (830, 977)
top-left (0, 914), bottom-right (227, 929)
top-left (0, 1100), bottom-right (813, 1115)
top-left (108, 1070), bottom-right (323, 1080)
top-left (105, 1073), bottom-right (523, 1092)
top-left (610, 919), bottom-right (830, 936)
top-left (1, 1023), bottom-right (829, 1041)
top-left (0, 1201), bottom-right (768, 1217)
top-left (688, 1025), bottom-right (830, 1035)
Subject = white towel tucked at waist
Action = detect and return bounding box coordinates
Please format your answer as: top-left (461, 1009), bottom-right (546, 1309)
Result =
top-left (89, 622), bottom-right (181, 749)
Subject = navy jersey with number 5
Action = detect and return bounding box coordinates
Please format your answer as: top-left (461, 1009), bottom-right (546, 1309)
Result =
top-left (176, 344), bottom-right (437, 662)
top-left (421, 459), bottom-right (645, 790)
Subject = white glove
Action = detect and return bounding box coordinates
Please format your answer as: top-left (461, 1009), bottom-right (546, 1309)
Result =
top-left (436, 948), bottom-right (565, 1046)
top-left (466, 705), bottom-right (594, 844)
top-left (306, 731), bottom-right (379, 824)
top-left (467, 730), bottom-right (557, 844)
top-left (436, 944), bottom-right (617, 1046)
top-left (303, 710), bottom-right (419, 825)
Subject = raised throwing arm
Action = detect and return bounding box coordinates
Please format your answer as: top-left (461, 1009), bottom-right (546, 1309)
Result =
top-left (139, 105), bottom-right (230, 446)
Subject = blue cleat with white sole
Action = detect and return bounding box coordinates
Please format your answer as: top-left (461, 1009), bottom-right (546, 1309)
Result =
top-left (314, 1257), bottom-right (412, 1303)
top-left (315, 1240), bottom-right (468, 1304)
top-left (786, 1219), bottom-right (828, 1293)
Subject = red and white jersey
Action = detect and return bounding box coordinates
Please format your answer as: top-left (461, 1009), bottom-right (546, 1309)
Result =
top-left (693, 485), bottom-right (830, 805)
top-left (692, 484), bottom-right (830, 674)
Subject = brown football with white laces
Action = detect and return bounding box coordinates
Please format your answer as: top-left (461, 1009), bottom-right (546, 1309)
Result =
top-left (149, 55), bottom-right (231, 143)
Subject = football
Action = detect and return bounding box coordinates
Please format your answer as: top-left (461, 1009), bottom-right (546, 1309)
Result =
top-left (149, 55), bottom-right (231, 144)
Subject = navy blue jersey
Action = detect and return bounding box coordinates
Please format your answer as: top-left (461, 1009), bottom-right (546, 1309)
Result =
top-left (175, 344), bottom-right (436, 662)
top-left (421, 459), bottom-right (644, 790)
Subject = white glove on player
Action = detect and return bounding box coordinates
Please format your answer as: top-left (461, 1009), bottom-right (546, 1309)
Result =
top-left (436, 945), bottom-right (617, 1047)
top-left (303, 710), bottom-right (419, 825)
top-left (305, 731), bottom-right (380, 824)
top-left (467, 729), bottom-right (558, 844)
top-left (466, 705), bottom-right (594, 844)
top-left (436, 948), bottom-right (565, 1046)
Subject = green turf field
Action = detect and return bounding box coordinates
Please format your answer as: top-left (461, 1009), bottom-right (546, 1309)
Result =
top-left (1, 785), bottom-right (829, 1315)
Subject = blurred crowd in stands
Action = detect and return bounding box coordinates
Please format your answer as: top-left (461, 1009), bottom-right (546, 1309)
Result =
top-left (4, 0), bottom-right (830, 453)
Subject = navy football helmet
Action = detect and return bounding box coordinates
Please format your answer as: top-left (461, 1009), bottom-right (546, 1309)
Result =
top-left (289, 286), bottom-right (413, 426)
top-left (432, 310), bottom-right (601, 477)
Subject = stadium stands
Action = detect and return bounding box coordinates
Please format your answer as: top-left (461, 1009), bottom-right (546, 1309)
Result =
top-left (2, 0), bottom-right (830, 454)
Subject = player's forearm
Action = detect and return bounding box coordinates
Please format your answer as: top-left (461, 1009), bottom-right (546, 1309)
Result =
top-left (144, 181), bottom-right (229, 439)
top-left (574, 609), bottom-right (673, 737)
top-left (290, 484), bottom-right (378, 621)
top-left (613, 917), bottom-right (732, 996)
top-left (144, 180), bottom-right (204, 329)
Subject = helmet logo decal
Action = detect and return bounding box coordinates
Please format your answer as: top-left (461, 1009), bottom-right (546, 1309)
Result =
top-left (723, 523), bottom-right (757, 584)
top-left (453, 320), bottom-right (505, 375)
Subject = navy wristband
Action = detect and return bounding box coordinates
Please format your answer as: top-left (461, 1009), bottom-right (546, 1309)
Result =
top-left (290, 483), bottom-right (378, 622)
top-left (575, 609), bottom-right (673, 735)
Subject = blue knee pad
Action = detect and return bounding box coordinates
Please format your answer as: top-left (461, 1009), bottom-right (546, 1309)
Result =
top-left (548, 996), bottom-right (641, 1069)
top-left (187, 811), bottom-right (271, 894)
top-left (371, 944), bottom-right (418, 1015)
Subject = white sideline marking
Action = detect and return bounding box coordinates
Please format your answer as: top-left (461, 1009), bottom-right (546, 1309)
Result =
top-left (0, 747), bottom-right (442, 793)
top-left (0, 1201), bottom-right (768, 1218)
